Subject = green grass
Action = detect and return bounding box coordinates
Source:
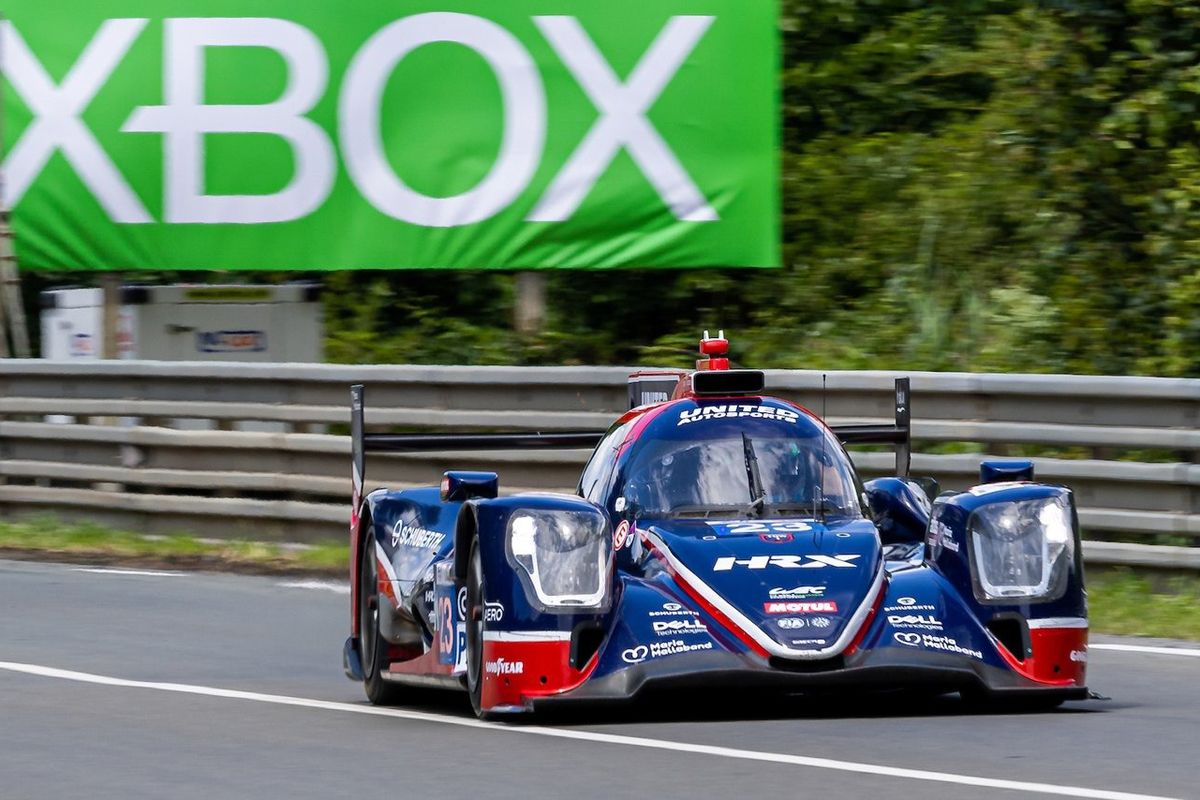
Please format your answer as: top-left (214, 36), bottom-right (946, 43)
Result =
top-left (0, 518), bottom-right (348, 575)
top-left (1088, 569), bottom-right (1200, 641)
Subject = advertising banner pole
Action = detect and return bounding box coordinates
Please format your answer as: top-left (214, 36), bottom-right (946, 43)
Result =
top-left (0, 15), bottom-right (28, 357)
top-left (0, 212), bottom-right (28, 357)
top-left (100, 273), bottom-right (121, 359)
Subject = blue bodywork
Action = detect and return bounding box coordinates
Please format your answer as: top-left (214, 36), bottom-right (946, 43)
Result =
top-left (351, 393), bottom-right (1088, 713)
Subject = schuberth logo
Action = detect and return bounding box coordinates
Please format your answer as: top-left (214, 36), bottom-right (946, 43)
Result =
top-left (648, 602), bottom-right (697, 618)
top-left (884, 597), bottom-right (936, 613)
top-left (391, 522), bottom-right (445, 550)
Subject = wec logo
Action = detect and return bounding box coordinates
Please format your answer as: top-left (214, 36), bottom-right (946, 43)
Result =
top-left (713, 554), bottom-right (861, 571)
top-left (0, 14), bottom-right (717, 227)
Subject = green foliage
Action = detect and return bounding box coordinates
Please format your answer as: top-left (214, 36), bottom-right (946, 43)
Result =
top-left (22, 1), bottom-right (1199, 376)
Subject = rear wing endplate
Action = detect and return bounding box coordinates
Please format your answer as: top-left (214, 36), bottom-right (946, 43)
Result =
top-left (828, 378), bottom-right (911, 477)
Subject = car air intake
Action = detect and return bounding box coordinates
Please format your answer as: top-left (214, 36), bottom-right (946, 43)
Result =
top-left (692, 369), bottom-right (765, 397)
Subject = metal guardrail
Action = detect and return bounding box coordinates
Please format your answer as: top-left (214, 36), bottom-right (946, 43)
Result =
top-left (0, 361), bottom-right (1196, 558)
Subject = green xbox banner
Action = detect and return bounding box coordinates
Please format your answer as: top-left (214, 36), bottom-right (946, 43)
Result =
top-left (0, 2), bottom-right (778, 270)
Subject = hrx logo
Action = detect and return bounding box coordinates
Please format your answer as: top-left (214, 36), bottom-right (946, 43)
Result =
top-left (713, 554), bottom-right (861, 571)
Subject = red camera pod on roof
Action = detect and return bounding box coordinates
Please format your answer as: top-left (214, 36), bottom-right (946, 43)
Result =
top-left (697, 329), bottom-right (730, 371)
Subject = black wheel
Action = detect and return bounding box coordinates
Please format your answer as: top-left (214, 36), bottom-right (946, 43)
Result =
top-left (465, 539), bottom-right (487, 718)
top-left (359, 531), bottom-right (406, 705)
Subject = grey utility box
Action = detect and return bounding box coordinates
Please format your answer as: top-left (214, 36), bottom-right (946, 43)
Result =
top-left (40, 284), bottom-right (323, 362)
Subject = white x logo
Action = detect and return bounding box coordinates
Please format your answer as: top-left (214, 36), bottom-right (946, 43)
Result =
top-left (530, 16), bottom-right (717, 223)
top-left (1, 19), bottom-right (150, 222)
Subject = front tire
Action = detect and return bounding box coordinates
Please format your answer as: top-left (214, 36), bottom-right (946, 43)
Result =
top-left (359, 532), bottom-right (406, 705)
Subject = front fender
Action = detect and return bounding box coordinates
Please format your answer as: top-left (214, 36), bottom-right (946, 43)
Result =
top-left (926, 479), bottom-right (1089, 633)
top-left (470, 494), bottom-right (614, 630)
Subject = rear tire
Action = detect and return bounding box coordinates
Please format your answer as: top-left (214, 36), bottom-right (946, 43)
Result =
top-left (465, 539), bottom-right (487, 718)
top-left (359, 532), bottom-right (406, 705)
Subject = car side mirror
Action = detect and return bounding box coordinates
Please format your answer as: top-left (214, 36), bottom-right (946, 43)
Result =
top-left (913, 476), bottom-right (939, 501)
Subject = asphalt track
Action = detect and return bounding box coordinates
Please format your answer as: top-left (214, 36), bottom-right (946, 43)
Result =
top-left (2, 559), bottom-right (1198, 800)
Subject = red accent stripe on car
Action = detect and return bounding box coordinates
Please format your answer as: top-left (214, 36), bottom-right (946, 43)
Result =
top-left (642, 535), bottom-right (770, 658)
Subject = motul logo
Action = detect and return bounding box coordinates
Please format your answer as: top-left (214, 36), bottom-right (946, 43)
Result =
top-left (713, 554), bottom-right (861, 571)
top-left (763, 601), bottom-right (838, 614)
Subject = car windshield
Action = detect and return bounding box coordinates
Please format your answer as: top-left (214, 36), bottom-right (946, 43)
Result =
top-left (621, 405), bottom-right (862, 519)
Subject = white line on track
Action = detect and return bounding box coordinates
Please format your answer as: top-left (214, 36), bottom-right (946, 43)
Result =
top-left (277, 580), bottom-right (350, 594)
top-left (1090, 643), bottom-right (1200, 658)
top-left (0, 660), bottom-right (1180, 800)
top-left (72, 568), bottom-right (184, 577)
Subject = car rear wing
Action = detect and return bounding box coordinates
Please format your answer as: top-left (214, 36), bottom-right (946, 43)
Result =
top-left (350, 376), bottom-right (911, 504)
top-left (350, 384), bottom-right (604, 505)
top-left (827, 377), bottom-right (911, 478)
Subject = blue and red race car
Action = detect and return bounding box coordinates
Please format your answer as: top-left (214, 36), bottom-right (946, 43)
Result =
top-left (343, 333), bottom-right (1088, 718)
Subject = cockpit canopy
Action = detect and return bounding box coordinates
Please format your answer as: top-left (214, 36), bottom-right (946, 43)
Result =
top-left (618, 399), bottom-right (863, 520)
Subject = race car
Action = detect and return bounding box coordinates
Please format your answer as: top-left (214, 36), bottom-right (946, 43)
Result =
top-left (343, 333), bottom-right (1088, 718)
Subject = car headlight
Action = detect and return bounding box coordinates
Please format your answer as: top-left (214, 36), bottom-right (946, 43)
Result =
top-left (968, 495), bottom-right (1074, 603)
top-left (507, 509), bottom-right (611, 611)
